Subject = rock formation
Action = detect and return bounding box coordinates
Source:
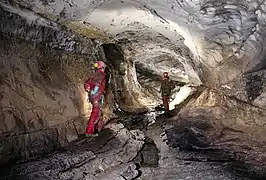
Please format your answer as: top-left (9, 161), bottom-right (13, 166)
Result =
top-left (1, 0), bottom-right (266, 179)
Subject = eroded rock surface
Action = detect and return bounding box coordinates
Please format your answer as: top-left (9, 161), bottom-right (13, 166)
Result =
top-left (1, 111), bottom-right (259, 180)
top-left (1, 122), bottom-right (144, 180)
top-left (9, 0), bottom-right (266, 86)
top-left (222, 69), bottom-right (266, 109)
top-left (0, 2), bottom-right (116, 165)
top-left (158, 88), bottom-right (266, 179)
top-left (1, 0), bottom-right (266, 180)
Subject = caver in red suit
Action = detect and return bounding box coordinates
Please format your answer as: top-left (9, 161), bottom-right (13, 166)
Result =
top-left (84, 61), bottom-right (106, 136)
top-left (160, 72), bottom-right (174, 112)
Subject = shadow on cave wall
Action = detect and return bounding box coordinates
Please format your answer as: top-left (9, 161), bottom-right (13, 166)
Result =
top-left (101, 43), bottom-right (128, 109)
top-left (164, 110), bottom-right (266, 180)
top-left (102, 43), bottom-right (151, 112)
top-left (245, 74), bottom-right (264, 102)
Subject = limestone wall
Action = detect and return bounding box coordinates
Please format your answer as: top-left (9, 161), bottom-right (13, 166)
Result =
top-left (0, 3), bottom-right (108, 165)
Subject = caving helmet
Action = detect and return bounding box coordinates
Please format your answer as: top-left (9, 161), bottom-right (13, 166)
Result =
top-left (94, 61), bottom-right (106, 70)
top-left (163, 72), bottom-right (169, 77)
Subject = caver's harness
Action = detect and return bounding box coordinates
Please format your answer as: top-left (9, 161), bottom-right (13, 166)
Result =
top-left (91, 73), bottom-right (106, 126)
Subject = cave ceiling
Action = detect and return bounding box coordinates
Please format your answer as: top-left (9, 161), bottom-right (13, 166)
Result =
top-left (4, 0), bottom-right (266, 86)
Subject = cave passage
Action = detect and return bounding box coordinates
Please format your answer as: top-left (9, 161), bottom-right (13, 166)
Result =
top-left (1, 1), bottom-right (266, 180)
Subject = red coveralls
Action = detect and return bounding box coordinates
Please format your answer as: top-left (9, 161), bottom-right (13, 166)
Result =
top-left (162, 95), bottom-right (169, 112)
top-left (84, 69), bottom-right (106, 135)
top-left (160, 76), bottom-right (172, 112)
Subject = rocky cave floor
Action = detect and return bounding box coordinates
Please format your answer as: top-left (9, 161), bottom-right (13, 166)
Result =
top-left (0, 111), bottom-right (260, 180)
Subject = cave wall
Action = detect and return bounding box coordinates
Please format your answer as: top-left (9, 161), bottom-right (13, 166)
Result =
top-left (169, 87), bottom-right (266, 177)
top-left (0, 3), bottom-right (114, 165)
top-left (114, 27), bottom-right (203, 91)
top-left (13, 0), bottom-right (266, 87)
top-left (102, 43), bottom-right (157, 112)
top-left (222, 70), bottom-right (266, 109)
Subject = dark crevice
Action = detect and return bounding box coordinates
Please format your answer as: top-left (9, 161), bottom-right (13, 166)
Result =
top-left (101, 43), bottom-right (131, 112)
top-left (245, 74), bottom-right (264, 102)
top-left (133, 137), bottom-right (159, 168)
top-left (164, 119), bottom-right (266, 180)
top-left (120, 175), bottom-right (127, 180)
top-left (118, 114), bottom-right (149, 130)
top-left (132, 165), bottom-right (142, 180)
